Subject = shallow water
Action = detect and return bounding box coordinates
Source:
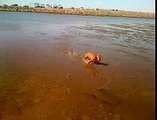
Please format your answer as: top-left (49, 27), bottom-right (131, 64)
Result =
top-left (0, 12), bottom-right (155, 120)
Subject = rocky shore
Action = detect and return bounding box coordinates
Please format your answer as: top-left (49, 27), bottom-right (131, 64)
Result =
top-left (0, 6), bottom-right (155, 19)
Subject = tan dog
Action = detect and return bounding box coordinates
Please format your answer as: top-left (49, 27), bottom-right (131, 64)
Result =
top-left (84, 52), bottom-right (101, 64)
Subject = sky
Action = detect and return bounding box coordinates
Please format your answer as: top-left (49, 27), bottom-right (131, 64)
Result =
top-left (0, 0), bottom-right (155, 12)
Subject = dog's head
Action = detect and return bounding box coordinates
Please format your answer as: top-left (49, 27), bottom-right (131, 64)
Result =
top-left (96, 54), bottom-right (101, 61)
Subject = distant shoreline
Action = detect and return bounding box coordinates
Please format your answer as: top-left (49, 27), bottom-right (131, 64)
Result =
top-left (0, 6), bottom-right (155, 19)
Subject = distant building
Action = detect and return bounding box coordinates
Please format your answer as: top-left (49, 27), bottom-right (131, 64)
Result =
top-left (53, 4), bottom-right (58, 8)
top-left (53, 4), bottom-right (63, 9)
top-left (41, 4), bottom-right (45, 8)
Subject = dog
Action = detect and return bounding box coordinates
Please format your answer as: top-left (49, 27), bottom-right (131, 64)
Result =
top-left (84, 52), bottom-right (101, 64)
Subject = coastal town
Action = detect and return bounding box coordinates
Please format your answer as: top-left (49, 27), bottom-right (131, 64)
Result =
top-left (0, 3), bottom-right (155, 18)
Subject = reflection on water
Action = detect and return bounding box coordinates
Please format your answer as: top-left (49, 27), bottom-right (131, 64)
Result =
top-left (0, 12), bottom-right (155, 120)
top-left (84, 64), bottom-right (102, 77)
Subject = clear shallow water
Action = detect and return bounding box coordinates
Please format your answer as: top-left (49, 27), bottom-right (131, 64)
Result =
top-left (0, 12), bottom-right (155, 120)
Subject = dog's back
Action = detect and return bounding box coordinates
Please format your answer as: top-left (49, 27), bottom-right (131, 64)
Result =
top-left (84, 52), bottom-right (100, 62)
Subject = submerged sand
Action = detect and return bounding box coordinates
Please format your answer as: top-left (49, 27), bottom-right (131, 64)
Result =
top-left (0, 12), bottom-right (155, 120)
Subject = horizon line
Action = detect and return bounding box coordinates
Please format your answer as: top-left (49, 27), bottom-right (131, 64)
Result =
top-left (0, 3), bottom-right (155, 13)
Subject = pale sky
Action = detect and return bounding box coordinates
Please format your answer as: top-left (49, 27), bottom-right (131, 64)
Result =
top-left (0, 0), bottom-right (155, 12)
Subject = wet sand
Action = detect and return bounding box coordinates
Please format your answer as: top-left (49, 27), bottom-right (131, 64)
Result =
top-left (0, 12), bottom-right (155, 120)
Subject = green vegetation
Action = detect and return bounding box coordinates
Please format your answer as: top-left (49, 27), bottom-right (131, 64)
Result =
top-left (11, 4), bottom-right (18, 7)
top-left (23, 5), bottom-right (29, 8)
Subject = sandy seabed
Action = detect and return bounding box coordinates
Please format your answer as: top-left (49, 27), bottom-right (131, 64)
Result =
top-left (0, 12), bottom-right (155, 120)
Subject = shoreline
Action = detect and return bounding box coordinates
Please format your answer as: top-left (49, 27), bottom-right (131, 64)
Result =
top-left (0, 6), bottom-right (155, 19)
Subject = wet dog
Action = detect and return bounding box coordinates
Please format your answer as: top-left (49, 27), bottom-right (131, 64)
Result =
top-left (84, 52), bottom-right (101, 64)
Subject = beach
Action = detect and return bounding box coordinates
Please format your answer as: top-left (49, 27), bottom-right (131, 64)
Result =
top-left (0, 12), bottom-right (155, 120)
top-left (0, 6), bottom-right (155, 19)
